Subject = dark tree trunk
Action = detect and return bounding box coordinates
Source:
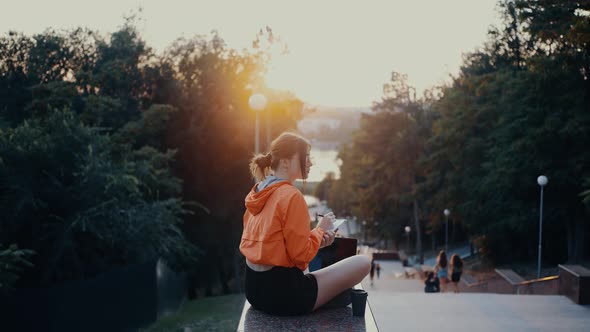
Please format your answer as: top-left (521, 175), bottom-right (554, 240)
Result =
top-left (432, 231), bottom-right (436, 256)
top-left (574, 218), bottom-right (585, 263)
top-left (567, 220), bottom-right (575, 263)
top-left (567, 213), bottom-right (586, 264)
top-left (413, 199), bottom-right (423, 264)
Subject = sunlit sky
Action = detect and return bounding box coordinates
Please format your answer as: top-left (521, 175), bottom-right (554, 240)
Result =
top-left (1, 0), bottom-right (501, 107)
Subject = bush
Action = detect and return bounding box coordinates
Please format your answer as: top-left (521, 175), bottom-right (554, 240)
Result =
top-left (0, 110), bottom-right (197, 286)
top-left (0, 244), bottom-right (35, 290)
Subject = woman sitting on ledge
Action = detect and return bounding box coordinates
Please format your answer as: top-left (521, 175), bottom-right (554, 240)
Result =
top-left (240, 132), bottom-right (371, 316)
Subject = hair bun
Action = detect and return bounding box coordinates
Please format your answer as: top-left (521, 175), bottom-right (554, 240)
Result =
top-left (256, 153), bottom-right (273, 168)
top-left (263, 153), bottom-right (273, 167)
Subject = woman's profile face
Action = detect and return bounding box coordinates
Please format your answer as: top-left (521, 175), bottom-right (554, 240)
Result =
top-left (287, 151), bottom-right (312, 181)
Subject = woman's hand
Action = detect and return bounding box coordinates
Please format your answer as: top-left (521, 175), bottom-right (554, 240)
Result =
top-left (320, 230), bottom-right (336, 248)
top-left (317, 212), bottom-right (335, 231)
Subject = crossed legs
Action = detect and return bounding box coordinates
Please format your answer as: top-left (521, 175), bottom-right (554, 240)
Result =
top-left (310, 255), bottom-right (371, 311)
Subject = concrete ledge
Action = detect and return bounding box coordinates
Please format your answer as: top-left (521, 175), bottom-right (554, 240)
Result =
top-left (461, 273), bottom-right (478, 286)
top-left (372, 251), bottom-right (400, 261)
top-left (559, 264), bottom-right (590, 278)
top-left (236, 284), bottom-right (379, 332)
top-left (495, 269), bottom-right (525, 285)
top-left (456, 272), bottom-right (491, 293)
top-left (559, 264), bottom-right (590, 304)
top-left (494, 269), bottom-right (525, 294)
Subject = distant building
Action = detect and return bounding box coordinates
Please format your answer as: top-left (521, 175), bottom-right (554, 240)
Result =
top-left (298, 118), bottom-right (341, 135)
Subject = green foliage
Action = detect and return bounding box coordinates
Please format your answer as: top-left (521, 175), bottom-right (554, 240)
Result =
top-left (332, 0), bottom-right (590, 264)
top-left (421, 1), bottom-right (590, 263)
top-left (152, 33), bottom-right (303, 293)
top-left (0, 110), bottom-right (195, 285)
top-left (0, 20), bottom-right (301, 292)
top-left (581, 178), bottom-right (590, 207)
top-left (328, 72), bottom-right (434, 254)
top-left (0, 244), bottom-right (35, 289)
top-left (0, 28), bottom-right (98, 125)
top-left (314, 172), bottom-right (335, 201)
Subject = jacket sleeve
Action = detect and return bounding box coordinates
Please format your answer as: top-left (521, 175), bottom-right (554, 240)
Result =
top-left (282, 193), bottom-right (325, 270)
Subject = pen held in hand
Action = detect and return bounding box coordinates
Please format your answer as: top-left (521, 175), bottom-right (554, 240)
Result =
top-left (318, 214), bottom-right (346, 232)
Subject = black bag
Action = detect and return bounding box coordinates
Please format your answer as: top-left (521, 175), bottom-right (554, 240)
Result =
top-left (424, 272), bottom-right (440, 293)
top-left (309, 237), bottom-right (358, 271)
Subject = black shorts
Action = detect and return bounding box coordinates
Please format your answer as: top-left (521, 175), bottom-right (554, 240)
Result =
top-left (451, 272), bottom-right (462, 282)
top-left (245, 265), bottom-right (318, 316)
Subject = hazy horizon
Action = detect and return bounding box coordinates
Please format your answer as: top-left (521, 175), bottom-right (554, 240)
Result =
top-left (1, 0), bottom-right (502, 107)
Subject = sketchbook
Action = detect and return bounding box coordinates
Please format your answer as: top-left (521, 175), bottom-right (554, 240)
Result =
top-left (331, 218), bottom-right (347, 231)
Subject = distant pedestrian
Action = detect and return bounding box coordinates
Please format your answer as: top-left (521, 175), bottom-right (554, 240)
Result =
top-left (376, 263), bottom-right (381, 279)
top-left (424, 271), bottom-right (440, 293)
top-left (370, 259), bottom-right (376, 285)
top-left (450, 254), bottom-right (463, 293)
top-left (434, 250), bottom-right (448, 293)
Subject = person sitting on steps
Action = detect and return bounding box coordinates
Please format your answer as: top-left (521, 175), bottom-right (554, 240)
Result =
top-left (424, 271), bottom-right (440, 293)
top-left (240, 132), bottom-right (371, 316)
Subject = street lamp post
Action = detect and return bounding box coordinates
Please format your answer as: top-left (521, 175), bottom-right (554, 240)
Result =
top-left (248, 94), bottom-right (267, 154)
top-left (537, 175), bottom-right (548, 279)
top-left (405, 226), bottom-right (411, 254)
top-left (444, 209), bottom-right (450, 253)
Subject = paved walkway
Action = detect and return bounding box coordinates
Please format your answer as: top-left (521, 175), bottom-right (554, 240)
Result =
top-left (362, 259), bottom-right (590, 331)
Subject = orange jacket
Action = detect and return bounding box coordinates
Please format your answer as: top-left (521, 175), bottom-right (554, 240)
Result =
top-left (240, 181), bottom-right (325, 271)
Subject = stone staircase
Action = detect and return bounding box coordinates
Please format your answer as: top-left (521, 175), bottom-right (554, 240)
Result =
top-left (362, 260), bottom-right (590, 331)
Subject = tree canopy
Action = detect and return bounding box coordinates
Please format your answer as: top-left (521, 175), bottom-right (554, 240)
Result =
top-left (0, 19), bottom-right (302, 291)
top-left (328, 0), bottom-right (590, 264)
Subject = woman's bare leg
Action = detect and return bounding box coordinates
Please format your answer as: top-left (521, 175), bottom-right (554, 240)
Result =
top-left (310, 255), bottom-right (371, 310)
top-left (440, 277), bottom-right (447, 293)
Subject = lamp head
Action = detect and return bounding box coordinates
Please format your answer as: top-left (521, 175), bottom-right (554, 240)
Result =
top-left (537, 175), bottom-right (548, 187)
top-left (248, 93), bottom-right (267, 111)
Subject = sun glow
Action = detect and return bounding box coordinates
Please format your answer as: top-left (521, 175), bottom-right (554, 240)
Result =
top-left (264, 49), bottom-right (387, 108)
top-left (258, 0), bottom-right (501, 107)
top-left (1, 0), bottom-right (501, 107)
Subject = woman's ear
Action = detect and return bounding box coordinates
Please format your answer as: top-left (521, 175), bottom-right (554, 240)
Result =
top-left (279, 158), bottom-right (289, 170)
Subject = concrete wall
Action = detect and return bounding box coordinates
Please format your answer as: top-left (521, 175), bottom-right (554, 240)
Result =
top-left (559, 264), bottom-right (590, 304)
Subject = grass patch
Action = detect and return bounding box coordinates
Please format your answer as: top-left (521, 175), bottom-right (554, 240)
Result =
top-left (142, 293), bottom-right (245, 332)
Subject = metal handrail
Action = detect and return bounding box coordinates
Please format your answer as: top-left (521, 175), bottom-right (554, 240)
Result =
top-left (517, 275), bottom-right (559, 286)
top-left (462, 272), bottom-right (559, 289)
